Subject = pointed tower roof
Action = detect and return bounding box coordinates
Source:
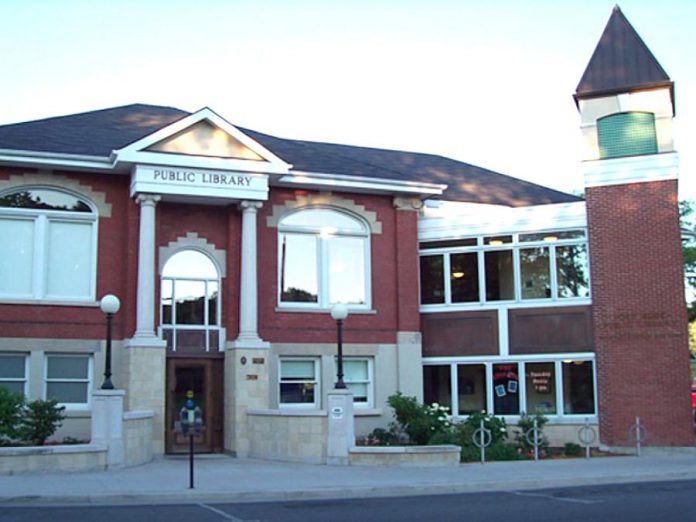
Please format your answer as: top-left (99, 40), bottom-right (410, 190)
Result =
top-left (575, 5), bottom-right (673, 107)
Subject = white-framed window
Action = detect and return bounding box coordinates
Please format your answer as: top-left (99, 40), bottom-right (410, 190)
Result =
top-left (419, 230), bottom-right (589, 307)
top-left (160, 249), bottom-right (221, 352)
top-left (0, 188), bottom-right (98, 301)
top-left (44, 354), bottom-right (92, 408)
top-left (278, 207), bottom-right (371, 309)
top-left (337, 357), bottom-right (374, 408)
top-left (0, 353), bottom-right (28, 395)
top-left (423, 357), bottom-right (596, 419)
top-left (279, 358), bottom-right (320, 408)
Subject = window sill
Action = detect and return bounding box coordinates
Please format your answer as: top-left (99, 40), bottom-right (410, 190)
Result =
top-left (275, 307), bottom-right (377, 315)
top-left (0, 299), bottom-right (99, 308)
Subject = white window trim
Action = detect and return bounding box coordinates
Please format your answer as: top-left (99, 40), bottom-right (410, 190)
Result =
top-left (424, 355), bottom-right (597, 422)
top-left (0, 353), bottom-right (28, 396)
top-left (0, 189), bottom-right (98, 303)
top-left (277, 207), bottom-right (372, 311)
top-left (335, 357), bottom-right (374, 409)
top-left (44, 354), bottom-right (92, 410)
top-left (419, 229), bottom-right (590, 311)
top-left (279, 357), bottom-right (321, 409)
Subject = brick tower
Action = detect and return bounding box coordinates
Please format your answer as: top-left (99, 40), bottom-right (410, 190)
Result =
top-left (576, 6), bottom-right (692, 447)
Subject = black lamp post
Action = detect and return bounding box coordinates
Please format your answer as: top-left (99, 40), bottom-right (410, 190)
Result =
top-left (99, 294), bottom-right (121, 390)
top-left (330, 303), bottom-right (349, 389)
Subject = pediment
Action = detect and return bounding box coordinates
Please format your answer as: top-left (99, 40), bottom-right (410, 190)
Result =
top-left (114, 107), bottom-right (291, 174)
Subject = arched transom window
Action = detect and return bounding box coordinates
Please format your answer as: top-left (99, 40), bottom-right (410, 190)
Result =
top-left (278, 208), bottom-right (370, 308)
top-left (0, 188), bottom-right (97, 300)
top-left (160, 250), bottom-right (221, 352)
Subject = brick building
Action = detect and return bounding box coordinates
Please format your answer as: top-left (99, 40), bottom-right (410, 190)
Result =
top-left (0, 6), bottom-right (691, 460)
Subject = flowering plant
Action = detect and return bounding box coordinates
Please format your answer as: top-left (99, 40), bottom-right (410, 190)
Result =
top-left (386, 392), bottom-right (452, 445)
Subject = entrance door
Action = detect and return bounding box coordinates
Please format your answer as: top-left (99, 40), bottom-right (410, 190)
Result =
top-left (166, 358), bottom-right (223, 453)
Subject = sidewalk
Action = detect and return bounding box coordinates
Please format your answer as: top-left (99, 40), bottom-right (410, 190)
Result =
top-left (3, 452), bottom-right (696, 506)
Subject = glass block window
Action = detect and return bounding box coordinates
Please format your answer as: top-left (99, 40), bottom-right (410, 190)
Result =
top-left (597, 112), bottom-right (657, 159)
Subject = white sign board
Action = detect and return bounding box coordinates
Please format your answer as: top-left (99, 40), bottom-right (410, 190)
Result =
top-left (131, 165), bottom-right (268, 200)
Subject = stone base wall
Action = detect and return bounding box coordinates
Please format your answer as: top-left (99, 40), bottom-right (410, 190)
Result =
top-left (349, 445), bottom-right (461, 466)
top-left (0, 444), bottom-right (107, 475)
top-left (247, 409), bottom-right (327, 463)
top-left (123, 410), bottom-right (154, 467)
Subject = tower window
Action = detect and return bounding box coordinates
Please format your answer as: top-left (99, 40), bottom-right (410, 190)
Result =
top-left (597, 112), bottom-right (657, 159)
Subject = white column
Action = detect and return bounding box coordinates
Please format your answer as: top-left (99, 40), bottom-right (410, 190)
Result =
top-left (233, 200), bottom-right (268, 348)
top-left (133, 194), bottom-right (160, 340)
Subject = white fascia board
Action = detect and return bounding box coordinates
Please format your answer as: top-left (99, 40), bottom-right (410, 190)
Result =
top-left (0, 149), bottom-right (115, 171)
top-left (418, 201), bottom-right (587, 240)
top-left (113, 107), bottom-right (292, 175)
top-left (276, 170), bottom-right (446, 196)
top-left (583, 152), bottom-right (678, 188)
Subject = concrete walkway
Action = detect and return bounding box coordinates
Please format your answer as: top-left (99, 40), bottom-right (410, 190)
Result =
top-left (3, 452), bottom-right (696, 506)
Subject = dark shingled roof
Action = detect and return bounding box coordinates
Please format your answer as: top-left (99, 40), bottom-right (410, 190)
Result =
top-left (0, 104), bottom-right (579, 207)
top-left (575, 5), bottom-right (673, 102)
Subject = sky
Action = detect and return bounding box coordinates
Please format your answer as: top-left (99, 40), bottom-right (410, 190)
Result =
top-left (1, 0), bottom-right (695, 200)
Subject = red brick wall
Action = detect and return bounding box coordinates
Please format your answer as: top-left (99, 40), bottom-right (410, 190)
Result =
top-left (587, 179), bottom-right (693, 446)
top-left (394, 209), bottom-right (420, 332)
top-left (256, 189), bottom-right (407, 345)
top-left (0, 168), bottom-right (132, 340)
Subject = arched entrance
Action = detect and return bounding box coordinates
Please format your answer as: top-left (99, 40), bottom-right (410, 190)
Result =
top-left (161, 249), bottom-right (224, 453)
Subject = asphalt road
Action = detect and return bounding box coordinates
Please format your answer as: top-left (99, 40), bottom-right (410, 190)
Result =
top-left (2, 479), bottom-right (696, 521)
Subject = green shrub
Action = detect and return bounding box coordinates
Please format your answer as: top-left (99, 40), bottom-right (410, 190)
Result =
top-left (515, 412), bottom-right (549, 458)
top-left (563, 442), bottom-right (583, 457)
top-left (486, 442), bottom-right (523, 461)
top-left (20, 398), bottom-right (65, 446)
top-left (387, 392), bottom-right (451, 445)
top-left (0, 387), bottom-right (25, 442)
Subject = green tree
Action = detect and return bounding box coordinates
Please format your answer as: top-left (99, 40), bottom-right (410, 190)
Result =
top-left (680, 200), bottom-right (696, 324)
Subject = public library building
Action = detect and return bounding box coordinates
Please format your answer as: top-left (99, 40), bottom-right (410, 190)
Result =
top-left (0, 7), bottom-right (692, 461)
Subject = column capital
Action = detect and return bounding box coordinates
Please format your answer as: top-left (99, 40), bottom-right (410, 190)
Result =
top-left (135, 193), bottom-right (162, 207)
top-left (239, 200), bottom-right (263, 212)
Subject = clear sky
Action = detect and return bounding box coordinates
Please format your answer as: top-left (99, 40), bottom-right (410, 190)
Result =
top-left (1, 0), bottom-right (694, 200)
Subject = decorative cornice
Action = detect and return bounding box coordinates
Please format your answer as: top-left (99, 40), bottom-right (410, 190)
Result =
top-left (583, 152), bottom-right (678, 188)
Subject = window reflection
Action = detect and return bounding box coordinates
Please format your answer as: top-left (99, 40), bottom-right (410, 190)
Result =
top-left (520, 247), bottom-right (550, 299)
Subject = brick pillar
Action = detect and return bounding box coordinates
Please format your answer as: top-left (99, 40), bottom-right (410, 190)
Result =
top-left (587, 179), bottom-right (693, 446)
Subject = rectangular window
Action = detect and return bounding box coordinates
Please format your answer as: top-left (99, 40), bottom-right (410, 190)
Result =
top-left (492, 363), bottom-right (519, 415)
top-left (485, 250), bottom-right (514, 301)
top-left (45, 354), bottom-right (91, 407)
top-left (457, 364), bottom-right (486, 415)
top-left (280, 233), bottom-right (318, 303)
top-left (0, 219), bottom-right (34, 296)
top-left (0, 354), bottom-right (27, 395)
top-left (525, 362), bottom-right (556, 414)
top-left (423, 365), bottom-right (452, 410)
top-left (327, 236), bottom-right (366, 305)
top-left (557, 245), bottom-right (590, 298)
top-left (279, 358), bottom-right (319, 408)
top-left (450, 253), bottom-right (479, 303)
top-left (520, 247), bottom-right (550, 299)
top-left (562, 361), bottom-right (595, 414)
top-left (46, 221), bottom-right (93, 299)
top-left (342, 358), bottom-right (373, 408)
top-left (420, 255), bottom-right (445, 304)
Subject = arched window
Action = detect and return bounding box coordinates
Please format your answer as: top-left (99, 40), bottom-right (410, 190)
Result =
top-left (278, 208), bottom-right (370, 308)
top-left (0, 188), bottom-right (97, 300)
top-left (597, 111), bottom-right (657, 159)
top-left (160, 250), bottom-right (221, 352)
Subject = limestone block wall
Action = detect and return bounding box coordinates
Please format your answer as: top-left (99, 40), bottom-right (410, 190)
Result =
top-left (0, 444), bottom-right (107, 475)
top-left (122, 346), bottom-right (166, 454)
top-left (349, 445), bottom-right (461, 467)
top-left (247, 409), bottom-right (327, 463)
top-left (123, 410), bottom-right (154, 467)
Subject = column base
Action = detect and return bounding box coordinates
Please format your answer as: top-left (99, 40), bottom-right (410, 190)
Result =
top-left (91, 389), bottom-right (125, 468)
top-left (230, 335), bottom-right (270, 350)
top-left (326, 389), bottom-right (355, 466)
top-left (126, 334), bottom-right (167, 349)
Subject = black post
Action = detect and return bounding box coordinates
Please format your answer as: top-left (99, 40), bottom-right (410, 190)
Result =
top-left (335, 318), bottom-right (346, 389)
top-left (189, 432), bottom-right (194, 489)
top-left (101, 312), bottom-right (114, 390)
